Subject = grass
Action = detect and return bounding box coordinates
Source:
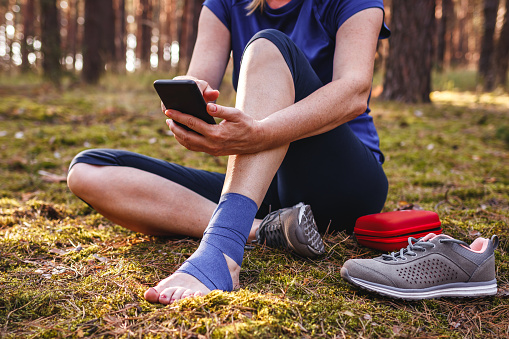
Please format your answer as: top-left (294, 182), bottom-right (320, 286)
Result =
top-left (0, 72), bottom-right (508, 338)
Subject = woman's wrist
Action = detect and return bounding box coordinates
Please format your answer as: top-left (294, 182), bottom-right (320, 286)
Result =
top-left (253, 118), bottom-right (279, 152)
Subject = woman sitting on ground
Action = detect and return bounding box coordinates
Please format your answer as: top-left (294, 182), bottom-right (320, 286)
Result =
top-left (67, 0), bottom-right (390, 304)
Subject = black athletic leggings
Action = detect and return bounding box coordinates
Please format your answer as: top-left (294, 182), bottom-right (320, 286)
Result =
top-left (70, 29), bottom-right (388, 233)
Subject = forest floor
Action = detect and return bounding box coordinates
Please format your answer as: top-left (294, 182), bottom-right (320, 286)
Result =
top-left (0, 72), bottom-right (508, 338)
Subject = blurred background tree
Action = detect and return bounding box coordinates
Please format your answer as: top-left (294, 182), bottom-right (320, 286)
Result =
top-left (381, 0), bottom-right (509, 102)
top-left (39, 0), bottom-right (61, 84)
top-left (382, 0), bottom-right (435, 103)
top-left (478, 0), bottom-right (500, 90)
top-left (0, 0), bottom-right (508, 98)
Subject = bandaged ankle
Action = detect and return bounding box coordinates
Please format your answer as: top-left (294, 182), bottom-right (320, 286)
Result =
top-left (176, 192), bottom-right (258, 291)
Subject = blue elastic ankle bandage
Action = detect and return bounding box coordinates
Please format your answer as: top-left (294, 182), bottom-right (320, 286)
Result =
top-left (176, 193), bottom-right (258, 291)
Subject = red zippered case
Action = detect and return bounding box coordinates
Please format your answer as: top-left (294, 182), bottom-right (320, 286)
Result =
top-left (353, 210), bottom-right (442, 251)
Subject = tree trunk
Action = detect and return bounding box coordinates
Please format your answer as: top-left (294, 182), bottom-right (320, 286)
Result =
top-left (114, 0), bottom-right (126, 72)
top-left (65, 0), bottom-right (73, 67)
top-left (494, 0), bottom-right (509, 88)
top-left (167, 0), bottom-right (178, 70)
top-left (137, 0), bottom-right (152, 68)
top-left (101, 0), bottom-right (116, 69)
top-left (82, 0), bottom-right (103, 83)
top-left (382, 0), bottom-right (435, 103)
top-left (449, 0), bottom-right (471, 67)
top-left (479, 0), bottom-right (500, 91)
top-left (40, 0), bottom-right (62, 84)
top-left (158, 0), bottom-right (166, 71)
top-left (178, 0), bottom-right (201, 73)
top-left (436, 0), bottom-right (453, 70)
top-left (21, 0), bottom-right (35, 72)
top-left (72, 0), bottom-right (81, 70)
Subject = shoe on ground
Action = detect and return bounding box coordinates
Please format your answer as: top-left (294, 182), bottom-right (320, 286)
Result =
top-left (255, 203), bottom-right (325, 258)
top-left (341, 233), bottom-right (498, 300)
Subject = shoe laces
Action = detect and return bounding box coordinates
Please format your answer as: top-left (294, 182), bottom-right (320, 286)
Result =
top-left (256, 210), bottom-right (287, 248)
top-left (382, 237), bottom-right (469, 261)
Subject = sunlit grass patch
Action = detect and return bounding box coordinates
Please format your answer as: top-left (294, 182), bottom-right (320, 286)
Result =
top-left (431, 90), bottom-right (509, 110)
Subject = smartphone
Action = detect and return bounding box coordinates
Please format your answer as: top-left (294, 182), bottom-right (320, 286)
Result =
top-left (153, 79), bottom-right (216, 132)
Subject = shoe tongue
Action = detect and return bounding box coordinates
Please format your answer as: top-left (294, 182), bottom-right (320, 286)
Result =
top-left (421, 233), bottom-right (438, 241)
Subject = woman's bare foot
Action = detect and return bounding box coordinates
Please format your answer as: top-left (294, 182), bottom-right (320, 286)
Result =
top-left (144, 254), bottom-right (241, 304)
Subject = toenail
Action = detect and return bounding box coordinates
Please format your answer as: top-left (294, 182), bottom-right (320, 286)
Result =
top-left (160, 294), bottom-right (167, 299)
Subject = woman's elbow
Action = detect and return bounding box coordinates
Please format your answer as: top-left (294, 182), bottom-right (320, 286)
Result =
top-left (354, 79), bottom-right (372, 113)
top-left (354, 98), bottom-right (368, 116)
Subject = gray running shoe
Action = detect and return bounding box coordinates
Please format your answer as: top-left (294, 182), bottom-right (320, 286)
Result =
top-left (255, 203), bottom-right (325, 258)
top-left (341, 233), bottom-right (498, 300)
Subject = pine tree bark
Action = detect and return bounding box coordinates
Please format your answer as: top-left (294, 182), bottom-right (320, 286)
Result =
top-left (158, 0), bottom-right (166, 71)
top-left (21, 0), bottom-right (35, 72)
top-left (114, 0), bottom-right (126, 72)
top-left (82, 0), bottom-right (103, 83)
top-left (71, 0), bottom-right (80, 70)
top-left (178, 0), bottom-right (201, 73)
top-left (64, 0), bottom-right (74, 66)
top-left (382, 0), bottom-right (435, 103)
top-left (436, 0), bottom-right (453, 70)
top-left (494, 0), bottom-right (509, 88)
top-left (101, 0), bottom-right (116, 68)
top-left (137, 0), bottom-right (152, 68)
top-left (479, 0), bottom-right (500, 91)
top-left (167, 0), bottom-right (178, 70)
top-left (40, 0), bottom-right (62, 84)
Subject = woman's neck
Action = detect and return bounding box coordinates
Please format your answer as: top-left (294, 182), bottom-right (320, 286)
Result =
top-left (266, 0), bottom-right (291, 9)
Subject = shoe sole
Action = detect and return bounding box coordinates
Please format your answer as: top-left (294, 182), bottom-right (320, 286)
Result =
top-left (285, 205), bottom-right (325, 258)
top-left (341, 267), bottom-right (498, 300)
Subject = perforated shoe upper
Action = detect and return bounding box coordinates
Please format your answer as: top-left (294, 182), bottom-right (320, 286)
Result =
top-left (343, 234), bottom-right (497, 290)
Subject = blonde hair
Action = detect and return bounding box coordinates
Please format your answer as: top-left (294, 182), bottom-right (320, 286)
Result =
top-left (246, 0), bottom-right (266, 15)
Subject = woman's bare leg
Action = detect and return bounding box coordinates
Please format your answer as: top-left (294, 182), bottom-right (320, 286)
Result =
top-left (68, 164), bottom-right (264, 240)
top-left (144, 38), bottom-right (296, 304)
top-left (68, 164), bottom-right (215, 237)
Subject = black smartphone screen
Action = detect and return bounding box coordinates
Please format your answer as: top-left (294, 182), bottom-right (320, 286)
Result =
top-left (153, 79), bottom-right (216, 131)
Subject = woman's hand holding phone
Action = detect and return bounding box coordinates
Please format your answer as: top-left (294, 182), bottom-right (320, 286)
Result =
top-left (166, 102), bottom-right (266, 156)
top-left (155, 77), bottom-right (267, 156)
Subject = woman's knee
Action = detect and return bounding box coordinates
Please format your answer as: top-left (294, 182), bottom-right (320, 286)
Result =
top-left (243, 37), bottom-right (285, 69)
top-left (67, 163), bottom-right (103, 198)
top-left (247, 29), bottom-right (291, 52)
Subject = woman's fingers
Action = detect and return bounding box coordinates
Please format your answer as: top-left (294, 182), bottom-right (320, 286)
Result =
top-left (193, 79), bottom-right (219, 102)
top-left (165, 109), bottom-right (215, 138)
top-left (207, 103), bottom-right (241, 121)
top-left (166, 103), bottom-right (263, 156)
top-left (166, 118), bottom-right (216, 154)
top-left (203, 88), bottom-right (220, 102)
top-left (171, 76), bottom-right (219, 103)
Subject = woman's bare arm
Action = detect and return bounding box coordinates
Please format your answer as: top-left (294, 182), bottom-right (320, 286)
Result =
top-left (172, 6), bottom-right (231, 100)
top-left (258, 7), bottom-right (383, 144)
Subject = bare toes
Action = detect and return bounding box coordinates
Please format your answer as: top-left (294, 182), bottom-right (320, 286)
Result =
top-left (143, 272), bottom-right (211, 305)
top-left (158, 287), bottom-right (178, 305)
top-left (168, 287), bottom-right (188, 303)
top-left (144, 287), bottom-right (160, 303)
top-left (181, 288), bottom-right (198, 300)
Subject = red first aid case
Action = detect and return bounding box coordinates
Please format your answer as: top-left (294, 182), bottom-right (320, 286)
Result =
top-left (353, 210), bottom-right (442, 251)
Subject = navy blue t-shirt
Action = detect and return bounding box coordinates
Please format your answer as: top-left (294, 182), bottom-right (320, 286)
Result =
top-left (203, 0), bottom-right (390, 163)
